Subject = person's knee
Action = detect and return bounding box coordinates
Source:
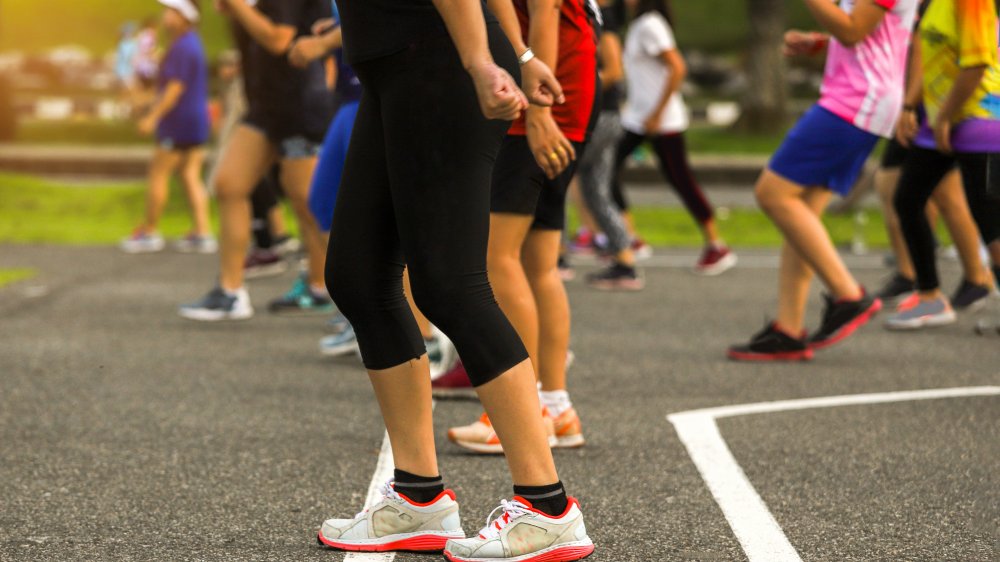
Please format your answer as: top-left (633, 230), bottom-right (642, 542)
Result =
top-left (408, 268), bottom-right (487, 331)
top-left (755, 179), bottom-right (786, 215)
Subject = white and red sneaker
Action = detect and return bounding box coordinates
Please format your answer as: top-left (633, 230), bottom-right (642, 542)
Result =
top-left (448, 410), bottom-right (557, 454)
top-left (694, 244), bottom-right (737, 276)
top-left (318, 480), bottom-right (465, 552)
top-left (443, 497), bottom-right (594, 562)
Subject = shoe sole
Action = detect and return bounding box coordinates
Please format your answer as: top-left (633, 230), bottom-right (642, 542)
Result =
top-left (885, 312), bottom-right (957, 331)
top-left (553, 433), bottom-right (585, 448)
top-left (431, 388), bottom-right (478, 400)
top-left (178, 308), bottom-right (254, 322)
top-left (318, 530), bottom-right (462, 552)
top-left (694, 252), bottom-right (737, 277)
top-left (444, 540), bottom-right (594, 562)
top-left (451, 435), bottom-right (559, 454)
top-left (727, 349), bottom-right (814, 362)
top-left (809, 298), bottom-right (883, 351)
top-left (586, 279), bottom-right (644, 291)
top-left (245, 262), bottom-right (289, 279)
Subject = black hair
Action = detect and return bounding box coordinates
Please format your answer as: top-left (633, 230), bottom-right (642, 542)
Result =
top-left (635, 0), bottom-right (675, 26)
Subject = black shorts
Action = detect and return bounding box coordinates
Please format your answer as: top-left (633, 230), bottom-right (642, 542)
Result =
top-left (243, 111), bottom-right (325, 159)
top-left (880, 138), bottom-right (909, 169)
top-left (491, 136), bottom-right (585, 231)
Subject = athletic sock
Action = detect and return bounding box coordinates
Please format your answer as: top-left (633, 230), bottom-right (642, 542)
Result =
top-left (393, 469), bottom-right (444, 503)
top-left (539, 389), bottom-right (572, 418)
top-left (513, 481), bottom-right (568, 517)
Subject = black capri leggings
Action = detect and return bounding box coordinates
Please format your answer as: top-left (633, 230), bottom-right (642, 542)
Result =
top-left (325, 23), bottom-right (528, 386)
top-left (610, 130), bottom-right (714, 225)
top-left (895, 146), bottom-right (1000, 292)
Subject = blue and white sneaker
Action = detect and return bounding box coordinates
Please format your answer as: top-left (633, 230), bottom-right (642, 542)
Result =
top-left (178, 286), bottom-right (254, 322)
top-left (120, 229), bottom-right (165, 254)
top-left (269, 275), bottom-right (335, 316)
top-left (327, 311), bottom-right (350, 333)
top-left (320, 324), bottom-right (360, 357)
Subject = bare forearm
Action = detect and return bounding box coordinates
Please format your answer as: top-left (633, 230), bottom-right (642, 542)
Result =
top-left (903, 37), bottom-right (923, 107)
top-left (938, 66), bottom-right (987, 122)
top-left (486, 0), bottom-right (529, 54)
top-left (526, 0), bottom-right (561, 115)
top-left (148, 82), bottom-right (184, 121)
top-left (432, 0), bottom-right (493, 69)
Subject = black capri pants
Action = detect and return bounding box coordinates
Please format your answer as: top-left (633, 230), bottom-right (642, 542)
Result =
top-left (894, 146), bottom-right (1000, 292)
top-left (325, 23), bottom-right (529, 386)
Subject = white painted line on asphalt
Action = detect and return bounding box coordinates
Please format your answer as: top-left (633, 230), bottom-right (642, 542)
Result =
top-left (667, 386), bottom-right (1000, 562)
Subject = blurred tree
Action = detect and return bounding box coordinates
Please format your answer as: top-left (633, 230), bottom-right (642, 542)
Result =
top-left (736, 0), bottom-right (789, 133)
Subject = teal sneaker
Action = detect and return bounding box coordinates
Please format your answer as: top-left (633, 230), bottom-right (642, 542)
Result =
top-left (268, 275), bottom-right (335, 316)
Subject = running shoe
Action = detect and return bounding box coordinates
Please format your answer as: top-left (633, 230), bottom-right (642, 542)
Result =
top-left (448, 410), bottom-right (557, 454)
top-left (895, 291), bottom-right (920, 313)
top-left (178, 286), bottom-right (254, 321)
top-left (551, 407), bottom-right (585, 449)
top-left (727, 322), bottom-right (813, 362)
top-left (319, 324), bottom-right (360, 357)
top-left (326, 311), bottom-right (350, 333)
top-left (120, 229), bottom-right (165, 254)
top-left (174, 233), bottom-right (218, 254)
top-left (875, 273), bottom-right (916, 302)
top-left (244, 248), bottom-right (288, 279)
top-left (428, 327), bottom-right (459, 380)
top-left (568, 229), bottom-right (596, 255)
top-left (950, 279), bottom-right (991, 312)
top-left (272, 235), bottom-right (302, 256)
top-left (269, 275), bottom-right (335, 315)
top-left (807, 290), bottom-right (882, 350)
top-left (885, 296), bottom-right (956, 330)
top-left (586, 262), bottom-right (644, 291)
top-left (318, 479), bottom-right (465, 553)
top-left (443, 497), bottom-right (594, 562)
top-left (631, 238), bottom-right (653, 261)
top-left (694, 244), bottom-right (737, 276)
top-left (558, 255), bottom-right (575, 282)
top-left (431, 360), bottom-right (477, 399)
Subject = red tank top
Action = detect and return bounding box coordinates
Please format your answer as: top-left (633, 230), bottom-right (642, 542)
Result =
top-left (507, 0), bottom-right (598, 143)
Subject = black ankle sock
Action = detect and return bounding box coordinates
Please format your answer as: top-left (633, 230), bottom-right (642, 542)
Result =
top-left (393, 469), bottom-right (444, 503)
top-left (513, 481), bottom-right (568, 516)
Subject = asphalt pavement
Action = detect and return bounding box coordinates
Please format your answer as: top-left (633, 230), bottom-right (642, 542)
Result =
top-left (1, 245), bottom-right (997, 562)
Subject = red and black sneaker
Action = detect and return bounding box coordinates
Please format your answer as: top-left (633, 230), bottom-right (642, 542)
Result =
top-left (727, 322), bottom-right (814, 362)
top-left (807, 290), bottom-right (882, 350)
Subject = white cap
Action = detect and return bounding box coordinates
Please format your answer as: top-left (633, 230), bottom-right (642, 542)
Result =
top-left (158, 0), bottom-right (200, 23)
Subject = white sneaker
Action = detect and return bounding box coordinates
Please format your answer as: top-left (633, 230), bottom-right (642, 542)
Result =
top-left (178, 286), bottom-right (254, 321)
top-left (174, 233), bottom-right (218, 254)
top-left (120, 230), bottom-right (165, 254)
top-left (444, 497), bottom-right (594, 562)
top-left (428, 326), bottom-right (458, 380)
top-left (318, 480), bottom-right (465, 552)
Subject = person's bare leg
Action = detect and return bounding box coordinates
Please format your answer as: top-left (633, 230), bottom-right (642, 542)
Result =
top-left (279, 157), bottom-right (327, 289)
top-left (476, 360), bottom-right (559, 486)
top-left (700, 218), bottom-right (722, 245)
top-left (179, 148), bottom-right (211, 236)
top-left (875, 167), bottom-right (917, 278)
top-left (368, 356), bottom-right (438, 477)
top-left (774, 190), bottom-right (831, 334)
top-left (931, 170), bottom-right (991, 286)
top-left (522, 229), bottom-right (569, 392)
top-left (403, 269), bottom-right (433, 339)
top-left (269, 205), bottom-right (288, 239)
top-left (142, 148), bottom-right (182, 232)
top-left (488, 213), bottom-right (540, 371)
top-left (568, 177), bottom-right (599, 235)
top-left (214, 125), bottom-right (275, 291)
top-left (756, 170), bottom-right (861, 300)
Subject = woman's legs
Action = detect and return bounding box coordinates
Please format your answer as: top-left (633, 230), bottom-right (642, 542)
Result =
top-left (213, 125), bottom-right (277, 291)
top-left (488, 214), bottom-right (540, 369)
top-left (931, 169), bottom-right (991, 286)
top-left (278, 156), bottom-right (327, 291)
top-left (142, 147), bottom-right (183, 232)
top-left (774, 189), bottom-right (832, 334)
top-left (522, 229), bottom-right (570, 393)
top-left (179, 147), bottom-right (211, 237)
top-left (649, 132), bottom-right (720, 245)
top-left (895, 147), bottom-right (956, 298)
top-left (611, 131), bottom-right (647, 237)
top-left (577, 111), bottom-right (633, 262)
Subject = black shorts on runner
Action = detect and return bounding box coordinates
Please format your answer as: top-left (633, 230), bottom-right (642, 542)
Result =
top-left (491, 136), bottom-right (585, 231)
top-left (880, 138), bottom-right (909, 169)
top-left (243, 111), bottom-right (323, 159)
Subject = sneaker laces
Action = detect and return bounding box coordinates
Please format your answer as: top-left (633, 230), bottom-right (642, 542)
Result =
top-left (354, 479), bottom-right (402, 519)
top-left (479, 499), bottom-right (531, 540)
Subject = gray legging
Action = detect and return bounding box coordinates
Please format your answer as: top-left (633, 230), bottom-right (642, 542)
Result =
top-left (576, 110), bottom-right (632, 254)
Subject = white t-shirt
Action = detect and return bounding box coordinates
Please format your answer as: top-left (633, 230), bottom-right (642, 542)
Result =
top-left (621, 12), bottom-right (690, 135)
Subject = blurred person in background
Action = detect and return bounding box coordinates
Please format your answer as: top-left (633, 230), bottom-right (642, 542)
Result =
top-left (179, 0), bottom-right (334, 322)
top-left (728, 0), bottom-right (919, 361)
top-left (121, 0), bottom-right (216, 255)
top-left (610, 0), bottom-right (736, 276)
top-left (133, 16), bottom-right (161, 108)
top-left (114, 22), bottom-right (139, 114)
top-left (886, 0), bottom-right (1000, 330)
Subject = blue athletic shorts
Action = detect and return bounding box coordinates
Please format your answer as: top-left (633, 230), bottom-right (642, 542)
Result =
top-left (769, 105), bottom-right (880, 197)
top-left (308, 100), bottom-right (359, 233)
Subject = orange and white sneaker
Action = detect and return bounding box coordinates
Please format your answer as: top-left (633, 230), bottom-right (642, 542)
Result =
top-left (448, 411), bottom-right (557, 454)
top-left (443, 497), bottom-right (594, 562)
top-left (550, 407), bottom-right (585, 449)
top-left (318, 479), bottom-right (465, 552)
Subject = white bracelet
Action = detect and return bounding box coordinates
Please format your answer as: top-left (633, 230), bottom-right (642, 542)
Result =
top-left (518, 48), bottom-right (535, 66)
